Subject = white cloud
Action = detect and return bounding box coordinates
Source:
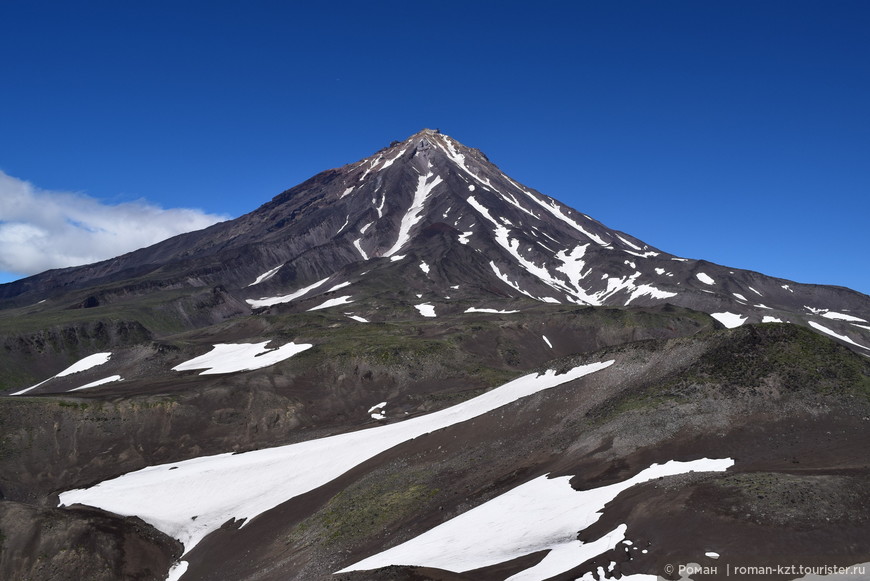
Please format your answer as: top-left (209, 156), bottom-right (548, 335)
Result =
top-left (0, 171), bottom-right (228, 276)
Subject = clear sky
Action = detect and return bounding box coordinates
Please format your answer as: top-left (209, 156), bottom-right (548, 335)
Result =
top-left (1, 1), bottom-right (868, 294)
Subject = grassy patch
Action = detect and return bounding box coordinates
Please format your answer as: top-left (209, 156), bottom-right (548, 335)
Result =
top-left (590, 324), bottom-right (870, 422)
top-left (682, 324), bottom-right (870, 398)
top-left (288, 469), bottom-right (439, 546)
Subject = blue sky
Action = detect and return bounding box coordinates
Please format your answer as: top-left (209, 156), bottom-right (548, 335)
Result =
top-left (1, 1), bottom-right (868, 294)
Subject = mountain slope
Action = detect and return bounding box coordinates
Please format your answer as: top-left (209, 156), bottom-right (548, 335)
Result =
top-left (1, 129), bottom-right (868, 357)
top-left (0, 130), bottom-right (869, 581)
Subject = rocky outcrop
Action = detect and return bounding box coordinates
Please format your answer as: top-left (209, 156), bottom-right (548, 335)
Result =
top-left (0, 501), bottom-right (180, 581)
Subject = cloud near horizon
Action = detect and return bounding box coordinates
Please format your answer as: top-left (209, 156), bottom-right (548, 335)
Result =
top-left (0, 171), bottom-right (229, 277)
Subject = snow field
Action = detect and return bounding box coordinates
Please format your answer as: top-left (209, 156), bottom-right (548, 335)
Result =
top-left (59, 361), bottom-right (614, 557)
top-left (338, 458), bottom-right (733, 579)
top-left (171, 342), bottom-right (312, 375)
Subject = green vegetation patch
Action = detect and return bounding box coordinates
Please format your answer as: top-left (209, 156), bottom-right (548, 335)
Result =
top-left (288, 468), bottom-right (439, 546)
top-left (686, 324), bottom-right (870, 398)
top-left (591, 324), bottom-right (870, 422)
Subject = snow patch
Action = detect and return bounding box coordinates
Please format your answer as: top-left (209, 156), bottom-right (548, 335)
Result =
top-left (346, 314), bottom-right (369, 323)
top-left (308, 296), bottom-right (354, 311)
top-left (711, 312), bottom-right (748, 328)
top-left (458, 231), bottom-right (472, 245)
top-left (165, 561), bottom-right (189, 581)
top-left (172, 342), bottom-right (312, 375)
top-left (415, 304), bottom-right (437, 318)
top-left (390, 254), bottom-right (406, 262)
top-left (368, 402), bottom-right (387, 420)
top-left (696, 272), bottom-right (715, 285)
top-left (762, 316), bottom-right (784, 323)
top-left (464, 308), bottom-right (520, 314)
top-left (542, 335), bottom-right (553, 349)
top-left (419, 262), bottom-right (430, 274)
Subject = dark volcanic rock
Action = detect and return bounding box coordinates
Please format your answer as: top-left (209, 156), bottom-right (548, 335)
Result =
top-left (0, 501), bottom-right (181, 581)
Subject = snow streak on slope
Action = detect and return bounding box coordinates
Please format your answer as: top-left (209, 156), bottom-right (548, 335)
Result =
top-left (463, 192), bottom-right (676, 307)
top-left (383, 166), bottom-right (443, 257)
top-left (11, 352), bottom-right (113, 395)
top-left (822, 311), bottom-right (868, 323)
top-left (246, 265), bottom-right (281, 287)
top-left (353, 238), bottom-right (369, 259)
top-left (467, 196), bottom-right (563, 293)
top-left (69, 375), bottom-right (123, 391)
top-left (59, 361), bottom-right (614, 556)
top-left (808, 321), bottom-right (870, 351)
top-left (246, 277), bottom-right (330, 308)
top-left (307, 295), bottom-right (354, 311)
top-left (337, 458), bottom-right (734, 578)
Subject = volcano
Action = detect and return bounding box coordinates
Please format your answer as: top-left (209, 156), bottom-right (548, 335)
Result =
top-left (0, 130), bottom-right (868, 581)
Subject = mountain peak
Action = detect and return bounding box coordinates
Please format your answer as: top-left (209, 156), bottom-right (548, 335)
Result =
top-left (2, 130), bottom-right (868, 355)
